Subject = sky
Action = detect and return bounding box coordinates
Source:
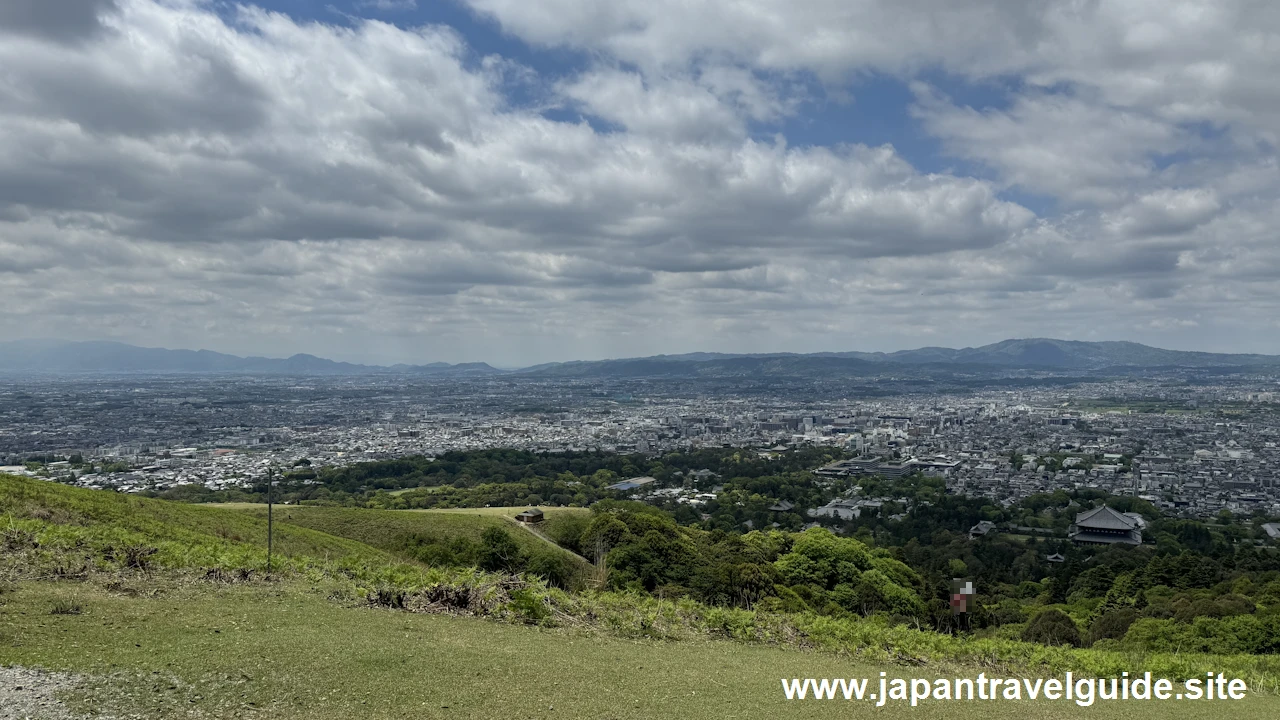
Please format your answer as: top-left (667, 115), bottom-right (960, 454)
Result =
top-left (2, 0), bottom-right (1279, 366)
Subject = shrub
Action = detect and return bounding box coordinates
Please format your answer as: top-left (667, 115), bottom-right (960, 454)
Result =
top-left (368, 585), bottom-right (407, 609)
top-left (543, 513), bottom-right (590, 555)
top-left (1087, 608), bottom-right (1137, 646)
top-left (1022, 609), bottom-right (1082, 647)
top-left (479, 527), bottom-right (525, 573)
top-left (50, 600), bottom-right (83, 615)
top-left (525, 549), bottom-right (580, 590)
top-left (509, 587), bottom-right (550, 622)
top-left (120, 544), bottom-right (159, 571)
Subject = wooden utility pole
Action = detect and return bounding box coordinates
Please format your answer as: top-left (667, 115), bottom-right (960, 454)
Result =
top-left (266, 466), bottom-right (274, 576)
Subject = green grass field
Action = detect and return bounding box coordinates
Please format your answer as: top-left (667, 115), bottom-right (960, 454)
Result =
top-left (0, 475), bottom-right (391, 568)
top-left (5, 474), bottom-right (1280, 719)
top-left (217, 504), bottom-right (589, 564)
top-left (5, 580), bottom-right (1278, 720)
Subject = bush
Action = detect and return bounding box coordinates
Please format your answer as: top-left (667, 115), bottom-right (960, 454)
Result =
top-left (990, 599), bottom-right (1029, 626)
top-left (1087, 608), bottom-right (1137, 646)
top-left (479, 527), bottom-right (525, 573)
top-left (119, 544), bottom-right (159, 571)
top-left (50, 600), bottom-right (83, 615)
top-left (525, 549), bottom-right (579, 590)
top-left (508, 588), bottom-right (549, 621)
top-left (543, 513), bottom-right (590, 555)
top-left (1022, 609), bottom-right (1082, 647)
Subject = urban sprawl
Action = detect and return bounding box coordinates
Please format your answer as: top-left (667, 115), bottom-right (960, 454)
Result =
top-left (3, 374), bottom-right (1279, 524)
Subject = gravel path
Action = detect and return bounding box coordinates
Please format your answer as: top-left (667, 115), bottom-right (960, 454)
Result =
top-left (0, 667), bottom-right (87, 720)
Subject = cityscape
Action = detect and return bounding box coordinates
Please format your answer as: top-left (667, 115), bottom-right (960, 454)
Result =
top-left (5, 359), bottom-right (1278, 524)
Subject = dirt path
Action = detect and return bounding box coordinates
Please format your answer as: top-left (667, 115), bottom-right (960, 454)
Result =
top-left (0, 666), bottom-right (91, 720)
top-left (502, 517), bottom-right (592, 565)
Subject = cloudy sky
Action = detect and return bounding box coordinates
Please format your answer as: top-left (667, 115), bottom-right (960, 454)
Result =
top-left (2, 0), bottom-right (1278, 366)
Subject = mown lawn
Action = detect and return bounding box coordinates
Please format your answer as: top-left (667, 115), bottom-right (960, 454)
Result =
top-left (3, 580), bottom-right (1278, 720)
top-left (223, 504), bottom-right (589, 566)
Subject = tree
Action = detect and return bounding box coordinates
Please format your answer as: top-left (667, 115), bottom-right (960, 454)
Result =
top-left (525, 550), bottom-right (579, 589)
top-left (1071, 565), bottom-right (1115, 599)
top-left (1087, 608), bottom-right (1138, 646)
top-left (1022, 609), bottom-right (1082, 647)
top-left (835, 569), bottom-right (926, 617)
top-left (774, 528), bottom-right (872, 589)
top-left (1049, 560), bottom-right (1079, 603)
top-left (479, 527), bottom-right (524, 573)
top-left (1091, 572), bottom-right (1139, 620)
top-left (580, 514), bottom-right (630, 554)
top-left (716, 562), bottom-right (777, 608)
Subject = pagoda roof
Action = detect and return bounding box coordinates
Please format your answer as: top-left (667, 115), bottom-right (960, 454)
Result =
top-left (1074, 505), bottom-right (1140, 531)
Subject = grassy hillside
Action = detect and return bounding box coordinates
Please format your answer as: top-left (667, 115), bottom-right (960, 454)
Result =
top-left (217, 504), bottom-right (584, 559)
top-left (4, 582), bottom-right (1279, 720)
top-left (215, 504), bottom-right (592, 590)
top-left (0, 474), bottom-right (391, 572)
top-left (5, 474), bottom-right (1280, 718)
top-left (1, 474), bottom-right (586, 578)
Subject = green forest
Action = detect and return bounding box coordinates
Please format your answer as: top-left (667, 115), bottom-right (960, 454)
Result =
top-left (149, 447), bottom-right (1280, 656)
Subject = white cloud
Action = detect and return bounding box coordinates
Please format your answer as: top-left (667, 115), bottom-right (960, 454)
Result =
top-left (467, 1), bottom-right (1280, 209)
top-left (1104, 189), bottom-right (1223, 238)
top-left (0, 0), bottom-right (1061, 364)
top-left (911, 86), bottom-right (1189, 206)
top-left (0, 0), bottom-right (1276, 363)
top-left (462, 0), bottom-right (1052, 77)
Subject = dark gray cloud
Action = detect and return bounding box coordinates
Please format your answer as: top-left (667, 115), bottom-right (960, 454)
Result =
top-left (8, 46), bottom-right (269, 137)
top-left (0, 0), bottom-right (118, 42)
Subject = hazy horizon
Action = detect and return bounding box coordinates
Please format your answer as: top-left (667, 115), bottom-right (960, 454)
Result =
top-left (3, 335), bottom-right (1277, 369)
top-left (4, 1), bottom-right (1279, 366)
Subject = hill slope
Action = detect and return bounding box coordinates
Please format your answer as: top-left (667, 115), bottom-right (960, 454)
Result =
top-left (4, 475), bottom-right (1280, 718)
top-left (6, 581), bottom-right (1279, 720)
top-left (0, 473), bottom-right (389, 567)
top-left (0, 475), bottom-right (586, 581)
top-left (221, 504), bottom-right (590, 571)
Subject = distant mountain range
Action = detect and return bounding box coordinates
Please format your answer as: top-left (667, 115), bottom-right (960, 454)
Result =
top-left (836, 338), bottom-right (1280, 368)
top-left (0, 340), bottom-right (498, 376)
top-left (519, 339), bottom-right (1280, 377)
top-left (0, 338), bottom-right (1277, 377)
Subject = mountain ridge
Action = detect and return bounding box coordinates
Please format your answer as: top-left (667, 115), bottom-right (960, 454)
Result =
top-left (0, 337), bottom-right (1276, 376)
top-left (0, 340), bottom-right (498, 376)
